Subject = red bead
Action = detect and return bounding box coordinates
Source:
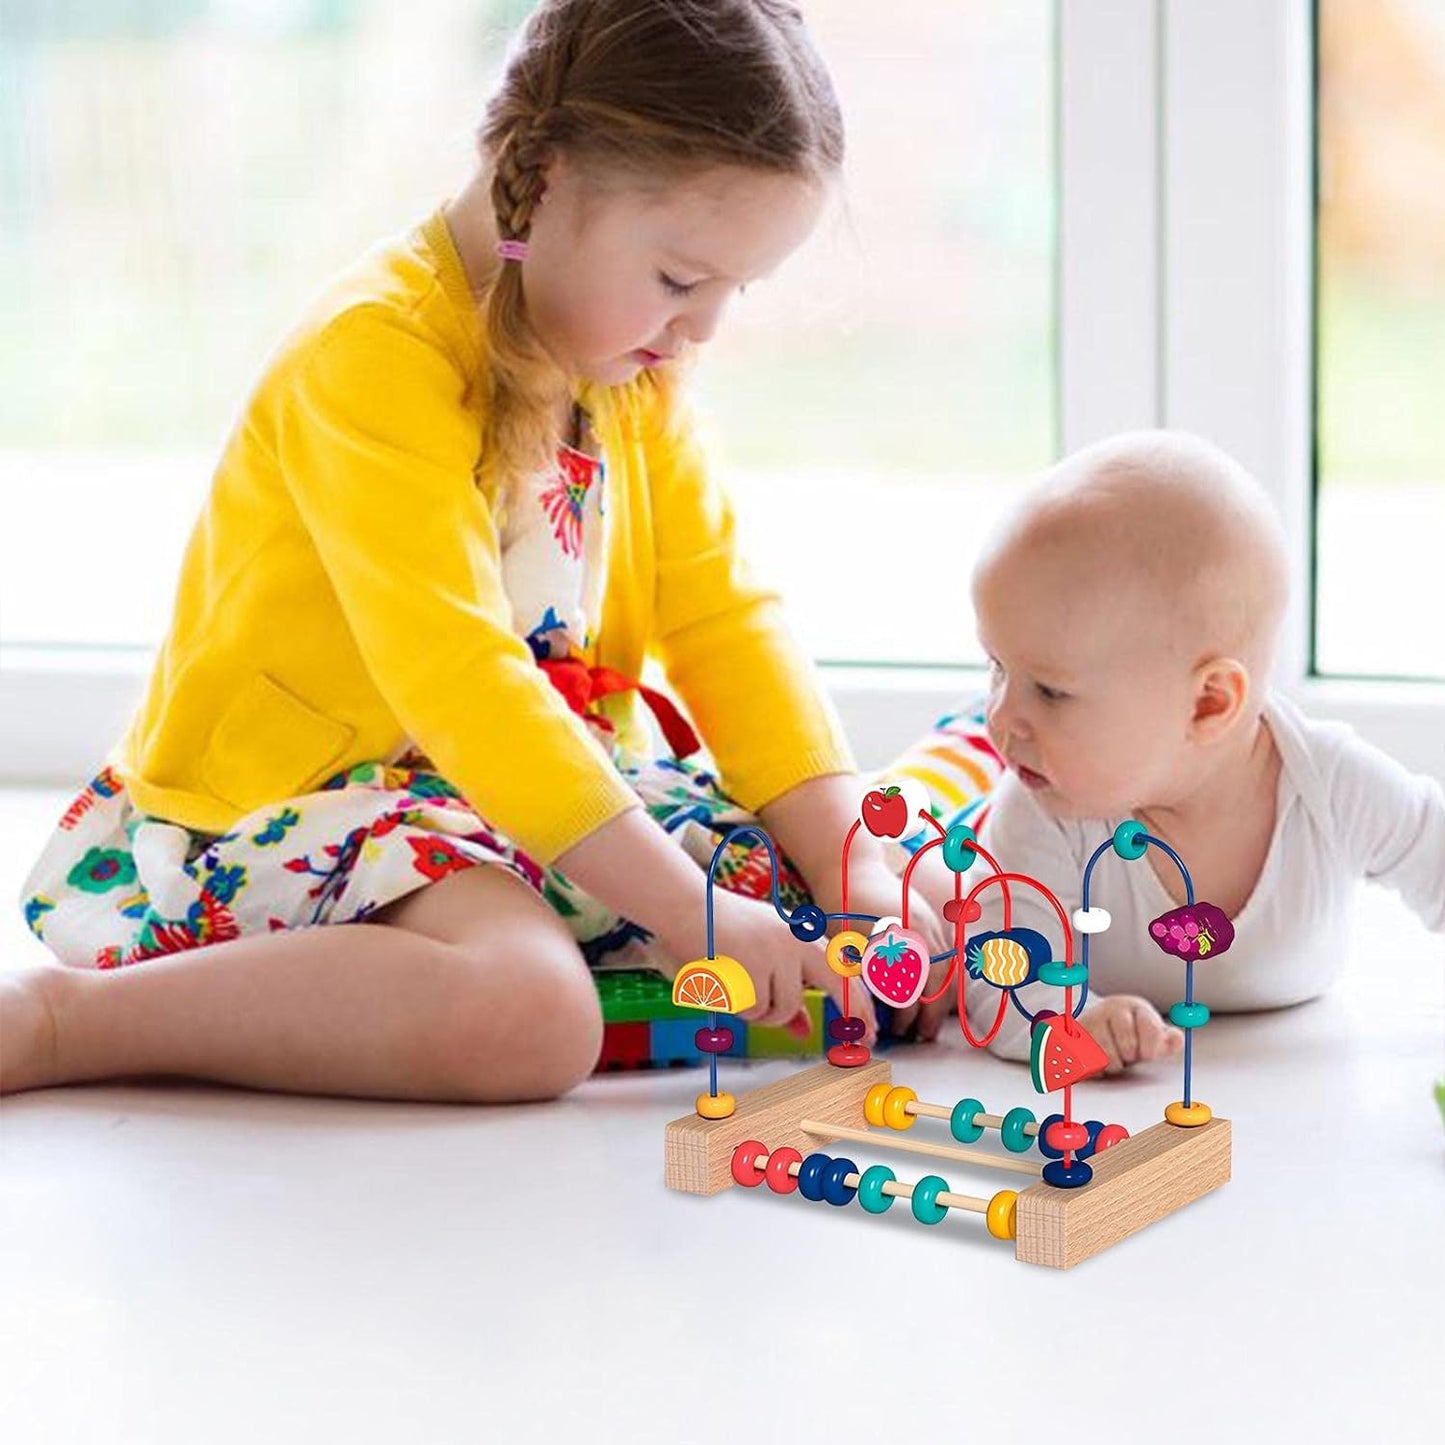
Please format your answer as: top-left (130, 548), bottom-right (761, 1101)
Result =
top-left (694, 1026), bottom-right (734, 1054)
top-left (828, 1042), bottom-right (872, 1067)
top-left (1094, 1123), bottom-right (1130, 1152)
top-left (1044, 1120), bottom-right (1090, 1152)
top-left (764, 1146), bottom-right (802, 1194)
top-left (828, 1016), bottom-right (866, 1043)
top-left (730, 1140), bottom-right (768, 1188)
top-left (943, 898), bottom-right (984, 926)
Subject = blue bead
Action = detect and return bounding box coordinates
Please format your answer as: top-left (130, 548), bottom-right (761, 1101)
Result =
top-left (788, 904), bottom-right (829, 943)
top-left (1036, 1112), bottom-right (1066, 1159)
top-left (797, 1152), bottom-right (831, 1201)
top-left (822, 1157), bottom-right (859, 1206)
top-left (1078, 1120), bottom-right (1105, 1160)
top-left (1169, 1001), bottom-right (1211, 1029)
top-left (857, 1164), bottom-right (897, 1214)
top-left (1000, 1106), bottom-right (1037, 1153)
top-left (1039, 960), bottom-right (1089, 987)
top-left (949, 1097), bottom-right (986, 1143)
top-left (1112, 820), bottom-right (1149, 860)
top-left (1042, 1159), bottom-right (1094, 1189)
top-left (942, 824), bottom-right (979, 874)
top-left (910, 1174), bottom-right (951, 1224)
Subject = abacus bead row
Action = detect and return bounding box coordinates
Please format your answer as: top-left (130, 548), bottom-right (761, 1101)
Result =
top-left (728, 1141), bottom-right (1019, 1239)
top-left (867, 1084), bottom-right (1040, 1155)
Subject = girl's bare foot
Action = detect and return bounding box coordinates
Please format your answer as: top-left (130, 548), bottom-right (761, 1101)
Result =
top-left (0, 968), bottom-right (62, 1094)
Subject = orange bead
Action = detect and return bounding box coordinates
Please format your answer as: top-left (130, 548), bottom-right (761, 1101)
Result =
top-left (696, 1091), bottom-right (737, 1120)
top-left (882, 1085), bottom-right (918, 1131)
top-left (826, 930), bottom-right (868, 979)
top-left (986, 1189), bottom-right (1019, 1240)
top-left (863, 1081), bottom-right (892, 1127)
top-left (1165, 1100), bottom-right (1213, 1127)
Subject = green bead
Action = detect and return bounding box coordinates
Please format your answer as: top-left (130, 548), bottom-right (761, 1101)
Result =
top-left (1169, 1001), bottom-right (1211, 1029)
top-left (1112, 820), bottom-right (1149, 860)
top-left (942, 824), bottom-right (979, 874)
top-left (858, 1164), bottom-right (897, 1214)
top-left (1039, 961), bottom-right (1089, 987)
top-left (910, 1175), bottom-right (951, 1225)
top-left (949, 1097), bottom-right (986, 1143)
top-left (1000, 1106), bottom-right (1036, 1153)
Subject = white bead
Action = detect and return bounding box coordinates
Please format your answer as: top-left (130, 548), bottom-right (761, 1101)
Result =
top-left (1072, 906), bottom-right (1112, 934)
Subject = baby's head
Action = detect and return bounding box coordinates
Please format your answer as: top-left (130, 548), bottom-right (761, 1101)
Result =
top-left (475, 0), bottom-right (842, 486)
top-left (972, 430), bottom-right (1289, 819)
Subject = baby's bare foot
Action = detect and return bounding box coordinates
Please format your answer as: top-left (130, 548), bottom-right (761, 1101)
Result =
top-left (0, 968), bottom-right (62, 1093)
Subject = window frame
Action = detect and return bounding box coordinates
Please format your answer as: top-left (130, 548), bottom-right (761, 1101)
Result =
top-left (2, 0), bottom-right (1441, 786)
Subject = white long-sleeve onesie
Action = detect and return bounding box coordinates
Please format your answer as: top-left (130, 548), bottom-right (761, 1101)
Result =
top-left (957, 693), bottom-right (1445, 1060)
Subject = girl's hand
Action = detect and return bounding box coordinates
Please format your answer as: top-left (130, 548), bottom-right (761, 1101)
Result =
top-left (662, 888), bottom-right (881, 1046)
top-left (1080, 995), bottom-right (1184, 1075)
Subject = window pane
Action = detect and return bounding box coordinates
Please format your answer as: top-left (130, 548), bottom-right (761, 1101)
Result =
top-left (1316, 0), bottom-right (1445, 681)
top-left (699, 2), bottom-right (1057, 667)
top-left (0, 1), bottom-right (1056, 668)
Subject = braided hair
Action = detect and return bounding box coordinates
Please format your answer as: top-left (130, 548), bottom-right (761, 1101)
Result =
top-left (473, 0), bottom-right (843, 500)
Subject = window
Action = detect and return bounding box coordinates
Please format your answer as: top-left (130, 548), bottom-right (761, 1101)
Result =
top-left (1315, 0), bottom-right (1445, 682)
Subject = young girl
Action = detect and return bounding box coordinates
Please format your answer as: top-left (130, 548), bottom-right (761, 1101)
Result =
top-left (7, 0), bottom-right (1000, 1101)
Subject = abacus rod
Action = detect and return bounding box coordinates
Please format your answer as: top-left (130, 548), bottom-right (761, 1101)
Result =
top-left (798, 1118), bottom-right (1043, 1177)
top-left (762, 1152), bottom-right (992, 1215)
top-left (906, 1100), bottom-right (1040, 1136)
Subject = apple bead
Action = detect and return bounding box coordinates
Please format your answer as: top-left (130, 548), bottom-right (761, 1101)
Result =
top-left (859, 783), bottom-right (911, 839)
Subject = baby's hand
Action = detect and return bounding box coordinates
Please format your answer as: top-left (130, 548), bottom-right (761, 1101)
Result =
top-left (702, 890), bottom-right (880, 1046)
top-left (1080, 995), bottom-right (1184, 1075)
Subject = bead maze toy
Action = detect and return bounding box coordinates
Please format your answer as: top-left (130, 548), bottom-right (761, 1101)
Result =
top-left (663, 784), bottom-right (1233, 1269)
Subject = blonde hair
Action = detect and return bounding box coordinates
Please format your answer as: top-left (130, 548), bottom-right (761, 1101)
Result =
top-left (474, 0), bottom-right (844, 498)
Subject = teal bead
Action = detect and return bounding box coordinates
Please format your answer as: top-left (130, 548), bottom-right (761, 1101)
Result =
top-left (857, 1164), bottom-right (897, 1214)
top-left (910, 1175), bottom-right (951, 1225)
top-left (1112, 820), bottom-right (1149, 860)
top-left (1039, 960), bottom-right (1089, 987)
top-left (1000, 1106), bottom-right (1037, 1153)
top-left (949, 1097), bottom-right (986, 1143)
top-left (942, 824), bottom-right (979, 874)
top-left (1169, 1001), bottom-right (1211, 1029)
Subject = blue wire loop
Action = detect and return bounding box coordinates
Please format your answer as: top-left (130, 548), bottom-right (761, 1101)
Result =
top-left (1081, 828), bottom-right (1200, 1107)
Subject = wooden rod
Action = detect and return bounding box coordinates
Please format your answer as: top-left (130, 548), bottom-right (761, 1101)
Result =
top-left (799, 1118), bottom-right (1043, 1177)
top-left (762, 1151), bottom-right (991, 1215)
top-left (907, 1099), bottom-right (1040, 1137)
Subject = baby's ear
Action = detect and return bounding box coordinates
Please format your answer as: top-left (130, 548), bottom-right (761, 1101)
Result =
top-left (1189, 656), bottom-right (1250, 740)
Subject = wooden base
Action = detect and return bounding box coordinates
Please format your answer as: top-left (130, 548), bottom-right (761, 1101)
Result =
top-left (665, 1058), bottom-right (891, 1195)
top-left (1015, 1116), bottom-right (1232, 1269)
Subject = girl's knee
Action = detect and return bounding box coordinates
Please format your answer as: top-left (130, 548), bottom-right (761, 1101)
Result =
top-left (441, 935), bottom-right (602, 1102)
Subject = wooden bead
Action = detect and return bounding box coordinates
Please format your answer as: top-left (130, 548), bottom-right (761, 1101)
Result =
top-left (1071, 906), bottom-right (1112, 934)
top-left (857, 1164), bottom-right (897, 1214)
top-left (910, 1174), bottom-right (951, 1225)
top-left (942, 823), bottom-right (979, 874)
top-left (1112, 820), bottom-right (1149, 860)
top-left (1042, 1158), bottom-right (1094, 1189)
top-left (986, 1189), bottom-right (1019, 1240)
top-left (1165, 1100), bottom-right (1213, 1127)
top-left (1169, 1001), bottom-right (1211, 1029)
top-left (696, 1091), bottom-right (736, 1119)
top-left (863, 1081), bottom-right (892, 1127)
top-left (1000, 1106), bottom-right (1037, 1153)
top-left (828, 1016), bottom-right (866, 1043)
top-left (882, 1086), bottom-right (919, 1131)
top-left (826, 930), bottom-right (868, 979)
top-left (764, 1146), bottom-right (803, 1194)
top-left (797, 1152), bottom-right (832, 1201)
top-left (1094, 1122), bottom-right (1130, 1152)
top-left (949, 1097), bottom-right (986, 1144)
top-left (822, 1157), bottom-right (859, 1206)
top-left (694, 1026), bottom-right (734, 1054)
top-left (1045, 1120), bottom-right (1090, 1153)
top-left (730, 1140), bottom-right (768, 1188)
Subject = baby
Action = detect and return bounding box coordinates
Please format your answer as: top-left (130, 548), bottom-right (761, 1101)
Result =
top-left (905, 430), bottom-right (1445, 1070)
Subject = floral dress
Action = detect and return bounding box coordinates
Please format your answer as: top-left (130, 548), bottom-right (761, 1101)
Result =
top-left (20, 421), bottom-right (1002, 974)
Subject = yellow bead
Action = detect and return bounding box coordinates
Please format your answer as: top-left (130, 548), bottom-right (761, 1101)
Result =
top-left (986, 1189), bottom-right (1018, 1241)
top-left (696, 1091), bottom-right (736, 1120)
top-left (826, 930), bottom-right (868, 978)
top-left (882, 1085), bottom-right (918, 1131)
top-left (863, 1081), bottom-right (891, 1127)
top-left (1165, 1100), bottom-right (1213, 1127)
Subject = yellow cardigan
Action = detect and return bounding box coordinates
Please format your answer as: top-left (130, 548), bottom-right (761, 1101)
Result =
top-left (116, 209), bottom-right (853, 863)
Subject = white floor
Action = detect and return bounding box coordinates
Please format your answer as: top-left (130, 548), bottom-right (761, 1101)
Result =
top-left (1, 785), bottom-right (1442, 1445)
